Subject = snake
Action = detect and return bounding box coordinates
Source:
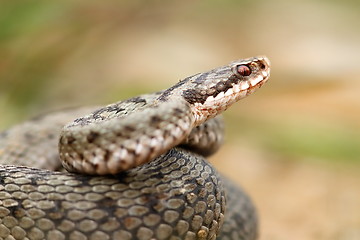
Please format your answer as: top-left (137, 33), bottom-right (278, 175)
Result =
top-left (0, 56), bottom-right (270, 240)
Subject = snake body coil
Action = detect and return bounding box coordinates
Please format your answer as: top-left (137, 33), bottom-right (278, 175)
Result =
top-left (0, 56), bottom-right (270, 239)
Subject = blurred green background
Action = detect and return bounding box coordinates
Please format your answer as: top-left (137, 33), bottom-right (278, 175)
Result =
top-left (0, 1), bottom-right (359, 239)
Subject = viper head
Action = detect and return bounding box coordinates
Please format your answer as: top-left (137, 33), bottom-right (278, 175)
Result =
top-left (182, 56), bottom-right (271, 124)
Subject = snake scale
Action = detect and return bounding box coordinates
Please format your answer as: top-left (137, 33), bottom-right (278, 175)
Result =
top-left (0, 56), bottom-right (270, 240)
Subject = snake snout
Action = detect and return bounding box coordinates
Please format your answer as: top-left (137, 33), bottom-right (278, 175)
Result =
top-left (257, 55), bottom-right (271, 68)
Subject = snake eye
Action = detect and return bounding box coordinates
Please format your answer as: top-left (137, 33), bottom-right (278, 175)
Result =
top-left (236, 65), bottom-right (251, 76)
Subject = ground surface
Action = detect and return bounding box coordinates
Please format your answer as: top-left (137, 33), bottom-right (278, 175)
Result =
top-left (213, 144), bottom-right (360, 240)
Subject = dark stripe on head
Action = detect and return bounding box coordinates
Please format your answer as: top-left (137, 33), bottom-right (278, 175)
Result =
top-left (182, 89), bottom-right (209, 104)
top-left (182, 74), bottom-right (240, 104)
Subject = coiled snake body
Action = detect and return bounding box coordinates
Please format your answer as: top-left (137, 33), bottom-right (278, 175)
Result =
top-left (0, 56), bottom-right (270, 240)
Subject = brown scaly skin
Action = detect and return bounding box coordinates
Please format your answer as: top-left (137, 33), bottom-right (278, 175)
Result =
top-left (0, 56), bottom-right (269, 239)
top-left (0, 148), bottom-right (257, 240)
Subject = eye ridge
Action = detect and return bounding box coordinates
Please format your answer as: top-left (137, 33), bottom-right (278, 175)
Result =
top-left (236, 64), bottom-right (251, 76)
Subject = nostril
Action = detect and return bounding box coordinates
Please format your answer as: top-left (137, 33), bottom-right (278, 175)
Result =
top-left (259, 62), bottom-right (266, 70)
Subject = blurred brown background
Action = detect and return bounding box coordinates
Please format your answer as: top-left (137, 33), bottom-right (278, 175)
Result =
top-left (0, 1), bottom-right (359, 239)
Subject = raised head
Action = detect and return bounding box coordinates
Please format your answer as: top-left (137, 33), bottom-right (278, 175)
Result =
top-left (165, 56), bottom-right (271, 124)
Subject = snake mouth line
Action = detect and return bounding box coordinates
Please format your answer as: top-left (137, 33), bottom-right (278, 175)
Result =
top-left (192, 80), bottom-right (266, 124)
top-left (203, 71), bottom-right (269, 104)
top-left (246, 69), bottom-right (270, 95)
top-left (192, 57), bottom-right (270, 124)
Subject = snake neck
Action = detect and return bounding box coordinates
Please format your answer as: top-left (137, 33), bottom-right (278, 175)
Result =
top-left (59, 56), bottom-right (270, 175)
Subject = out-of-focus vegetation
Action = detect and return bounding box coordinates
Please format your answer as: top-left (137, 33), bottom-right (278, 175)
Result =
top-left (1, 0), bottom-right (359, 164)
top-left (0, 1), bottom-right (359, 239)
